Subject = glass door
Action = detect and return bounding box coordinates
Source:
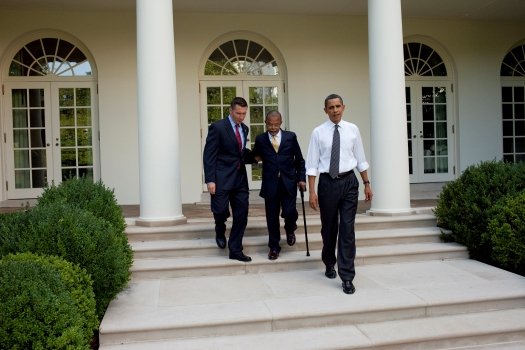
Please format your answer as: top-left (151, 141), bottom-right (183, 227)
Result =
top-left (406, 82), bottom-right (455, 182)
top-left (243, 82), bottom-right (283, 188)
top-left (200, 80), bottom-right (284, 190)
top-left (4, 82), bottom-right (99, 199)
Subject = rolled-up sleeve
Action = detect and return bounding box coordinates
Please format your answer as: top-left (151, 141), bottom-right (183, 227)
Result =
top-left (353, 127), bottom-right (369, 173)
top-left (305, 129), bottom-right (320, 176)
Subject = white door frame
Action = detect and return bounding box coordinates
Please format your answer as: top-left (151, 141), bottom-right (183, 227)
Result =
top-left (406, 80), bottom-right (456, 183)
top-left (2, 81), bottom-right (99, 199)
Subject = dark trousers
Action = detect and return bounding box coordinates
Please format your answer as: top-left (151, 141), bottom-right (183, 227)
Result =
top-left (317, 171), bottom-right (359, 282)
top-left (211, 183), bottom-right (249, 255)
top-left (264, 178), bottom-right (298, 251)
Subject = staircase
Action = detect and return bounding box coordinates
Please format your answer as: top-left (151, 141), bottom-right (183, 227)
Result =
top-left (99, 209), bottom-right (525, 349)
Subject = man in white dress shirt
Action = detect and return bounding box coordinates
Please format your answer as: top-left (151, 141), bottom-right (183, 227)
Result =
top-left (305, 93), bottom-right (373, 294)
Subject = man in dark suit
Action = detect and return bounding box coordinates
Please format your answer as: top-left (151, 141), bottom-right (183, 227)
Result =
top-left (253, 110), bottom-right (306, 260)
top-left (203, 97), bottom-right (253, 262)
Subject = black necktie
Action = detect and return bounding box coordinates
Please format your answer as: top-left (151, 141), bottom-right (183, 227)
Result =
top-left (329, 124), bottom-right (340, 179)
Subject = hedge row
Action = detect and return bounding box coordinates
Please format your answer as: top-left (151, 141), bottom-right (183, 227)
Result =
top-left (435, 160), bottom-right (525, 275)
top-left (0, 178), bottom-right (133, 349)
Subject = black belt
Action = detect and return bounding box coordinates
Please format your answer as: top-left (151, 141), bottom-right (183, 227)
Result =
top-left (321, 170), bottom-right (354, 179)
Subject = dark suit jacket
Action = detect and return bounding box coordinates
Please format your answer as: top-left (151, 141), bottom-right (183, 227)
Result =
top-left (203, 117), bottom-right (251, 191)
top-left (253, 130), bottom-right (306, 199)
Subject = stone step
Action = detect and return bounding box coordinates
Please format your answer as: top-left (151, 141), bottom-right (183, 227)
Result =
top-left (130, 242), bottom-right (467, 279)
top-left (99, 260), bottom-right (525, 347)
top-left (131, 226), bottom-right (445, 259)
top-left (125, 212), bottom-right (438, 242)
top-left (100, 309), bottom-right (525, 349)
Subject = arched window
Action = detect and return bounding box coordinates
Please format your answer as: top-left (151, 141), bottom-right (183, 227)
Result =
top-left (501, 43), bottom-right (525, 163)
top-left (9, 37), bottom-right (92, 77)
top-left (501, 45), bottom-right (525, 76)
top-left (204, 39), bottom-right (279, 76)
top-left (404, 42), bottom-right (447, 77)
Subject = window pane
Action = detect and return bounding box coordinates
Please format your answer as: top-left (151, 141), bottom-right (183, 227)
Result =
top-left (15, 170), bottom-right (30, 188)
top-left (249, 87), bottom-right (263, 104)
top-left (435, 105), bottom-right (446, 121)
top-left (78, 149), bottom-right (93, 166)
top-left (437, 157), bottom-right (448, 173)
top-left (250, 107), bottom-right (264, 124)
top-left (503, 121), bottom-right (513, 136)
top-left (78, 168), bottom-right (93, 181)
top-left (60, 108), bottom-right (75, 127)
top-left (423, 122), bottom-right (434, 138)
top-left (59, 88), bottom-right (74, 107)
top-left (423, 105), bottom-right (434, 121)
top-left (29, 89), bottom-right (45, 107)
top-left (77, 109), bottom-right (91, 126)
top-left (14, 150), bottom-right (29, 168)
top-left (436, 122), bottom-right (447, 138)
top-left (436, 140), bottom-right (448, 155)
top-left (13, 130), bottom-right (28, 149)
top-left (503, 137), bottom-right (514, 153)
top-left (223, 87), bottom-right (236, 103)
top-left (207, 107), bottom-right (221, 124)
top-left (435, 87), bottom-right (446, 103)
top-left (61, 128), bottom-right (76, 147)
top-left (516, 121), bottom-right (525, 136)
top-left (12, 89), bottom-right (27, 107)
top-left (207, 87), bottom-right (220, 104)
top-left (502, 87), bottom-right (513, 102)
top-left (77, 128), bottom-right (92, 147)
top-left (30, 109), bottom-right (45, 127)
top-left (61, 148), bottom-right (76, 166)
top-left (62, 168), bottom-right (77, 181)
top-left (31, 149), bottom-right (46, 167)
top-left (30, 129), bottom-right (46, 148)
top-left (502, 104), bottom-right (513, 119)
top-left (13, 109), bottom-right (28, 128)
top-left (76, 88), bottom-right (90, 106)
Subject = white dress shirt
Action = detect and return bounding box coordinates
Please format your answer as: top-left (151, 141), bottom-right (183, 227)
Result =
top-left (306, 119), bottom-right (369, 176)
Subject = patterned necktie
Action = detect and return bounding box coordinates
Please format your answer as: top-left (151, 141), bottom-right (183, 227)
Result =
top-left (271, 135), bottom-right (279, 153)
top-left (235, 124), bottom-right (242, 152)
top-left (329, 124), bottom-right (340, 179)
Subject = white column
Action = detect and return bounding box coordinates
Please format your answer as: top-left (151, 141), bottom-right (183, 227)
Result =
top-left (135, 0), bottom-right (186, 226)
top-left (368, 0), bottom-right (413, 215)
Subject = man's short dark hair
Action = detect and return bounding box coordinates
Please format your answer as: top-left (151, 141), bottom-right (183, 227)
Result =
top-left (231, 97), bottom-right (248, 108)
top-left (325, 94), bottom-right (343, 107)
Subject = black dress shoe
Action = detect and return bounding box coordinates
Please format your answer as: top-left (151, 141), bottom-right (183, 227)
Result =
top-left (229, 252), bottom-right (252, 262)
top-left (215, 235), bottom-right (226, 249)
top-left (285, 224), bottom-right (297, 246)
top-left (342, 281), bottom-right (355, 294)
top-left (286, 232), bottom-right (296, 246)
top-left (268, 248), bottom-right (280, 260)
top-left (325, 265), bottom-right (337, 279)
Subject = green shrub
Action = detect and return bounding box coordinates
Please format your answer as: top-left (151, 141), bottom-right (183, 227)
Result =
top-left (483, 191), bottom-right (525, 275)
top-left (0, 255), bottom-right (89, 349)
top-left (2, 252), bottom-right (98, 337)
top-left (435, 160), bottom-right (525, 263)
top-left (38, 177), bottom-right (126, 235)
top-left (0, 203), bottom-right (133, 319)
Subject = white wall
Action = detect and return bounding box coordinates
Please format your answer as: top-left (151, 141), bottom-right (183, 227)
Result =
top-left (404, 19), bottom-right (525, 172)
top-left (0, 9), bottom-right (139, 204)
top-left (1, 9), bottom-right (524, 205)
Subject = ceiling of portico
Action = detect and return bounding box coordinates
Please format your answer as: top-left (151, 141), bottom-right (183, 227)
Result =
top-left (0, 0), bottom-right (524, 21)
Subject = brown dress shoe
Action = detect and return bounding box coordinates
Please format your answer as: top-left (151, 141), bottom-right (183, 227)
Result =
top-left (268, 248), bottom-right (280, 260)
